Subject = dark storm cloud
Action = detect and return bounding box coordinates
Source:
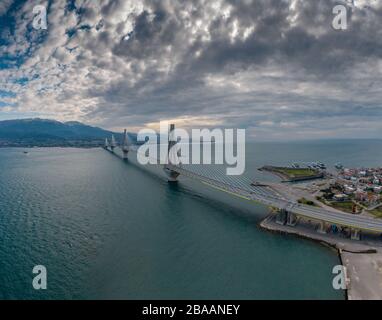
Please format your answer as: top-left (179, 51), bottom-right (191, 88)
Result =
top-left (108, 0), bottom-right (382, 77)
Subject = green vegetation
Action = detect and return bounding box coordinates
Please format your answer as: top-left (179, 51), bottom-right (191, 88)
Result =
top-left (276, 168), bottom-right (317, 178)
top-left (329, 201), bottom-right (356, 214)
top-left (260, 166), bottom-right (323, 182)
top-left (297, 198), bottom-right (317, 206)
top-left (369, 207), bottom-right (382, 218)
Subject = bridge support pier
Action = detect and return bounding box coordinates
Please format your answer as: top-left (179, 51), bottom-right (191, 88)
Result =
top-left (351, 229), bottom-right (361, 241)
top-left (164, 166), bottom-right (180, 182)
top-left (276, 209), bottom-right (287, 225)
top-left (286, 212), bottom-right (297, 226)
top-left (317, 221), bottom-right (329, 234)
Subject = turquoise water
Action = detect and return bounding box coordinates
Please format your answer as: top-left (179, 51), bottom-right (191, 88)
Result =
top-left (2, 140), bottom-right (379, 299)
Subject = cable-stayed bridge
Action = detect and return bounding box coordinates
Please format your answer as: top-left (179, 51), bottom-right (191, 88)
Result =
top-left (103, 127), bottom-right (382, 239)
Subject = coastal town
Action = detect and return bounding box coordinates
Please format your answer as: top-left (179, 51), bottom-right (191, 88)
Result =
top-left (260, 163), bottom-right (382, 218)
top-left (322, 167), bottom-right (382, 216)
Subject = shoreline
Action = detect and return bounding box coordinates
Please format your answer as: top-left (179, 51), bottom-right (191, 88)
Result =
top-left (259, 215), bottom-right (382, 300)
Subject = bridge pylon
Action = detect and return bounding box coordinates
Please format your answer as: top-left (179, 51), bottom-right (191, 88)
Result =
top-left (164, 123), bottom-right (180, 182)
top-left (104, 138), bottom-right (109, 150)
top-left (121, 129), bottom-right (130, 160)
top-left (110, 134), bottom-right (116, 152)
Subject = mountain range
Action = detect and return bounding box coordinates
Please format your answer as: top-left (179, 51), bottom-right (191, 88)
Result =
top-left (0, 118), bottom-right (135, 147)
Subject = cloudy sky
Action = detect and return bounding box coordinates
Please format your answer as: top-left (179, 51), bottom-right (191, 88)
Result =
top-left (0, 0), bottom-right (381, 140)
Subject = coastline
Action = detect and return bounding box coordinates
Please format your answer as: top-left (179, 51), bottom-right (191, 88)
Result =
top-left (259, 215), bottom-right (382, 300)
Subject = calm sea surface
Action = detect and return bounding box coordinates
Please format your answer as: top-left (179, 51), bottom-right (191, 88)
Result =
top-left (1, 140), bottom-right (381, 299)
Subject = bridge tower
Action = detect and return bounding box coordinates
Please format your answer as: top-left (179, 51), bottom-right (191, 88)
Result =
top-left (164, 123), bottom-right (180, 182)
top-left (104, 138), bottom-right (109, 149)
top-left (110, 134), bottom-right (116, 152)
top-left (121, 129), bottom-right (130, 160)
